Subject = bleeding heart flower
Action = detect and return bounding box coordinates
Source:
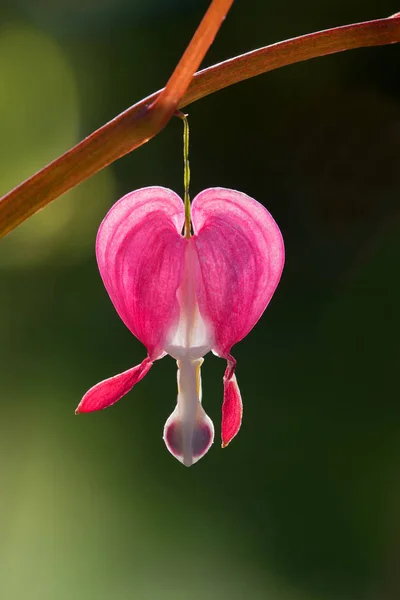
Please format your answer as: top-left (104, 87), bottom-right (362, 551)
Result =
top-left (76, 187), bottom-right (284, 466)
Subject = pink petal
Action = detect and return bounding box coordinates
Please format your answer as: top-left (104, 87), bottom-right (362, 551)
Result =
top-left (221, 369), bottom-right (243, 448)
top-left (76, 357), bottom-right (153, 413)
top-left (96, 187), bottom-right (186, 359)
top-left (191, 187), bottom-right (284, 357)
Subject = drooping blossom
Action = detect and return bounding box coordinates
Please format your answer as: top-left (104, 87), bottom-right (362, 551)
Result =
top-left (76, 187), bottom-right (284, 466)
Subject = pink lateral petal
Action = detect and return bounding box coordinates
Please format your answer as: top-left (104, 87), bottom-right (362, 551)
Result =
top-left (221, 370), bottom-right (243, 448)
top-left (191, 188), bottom-right (284, 356)
top-left (96, 187), bottom-right (186, 359)
top-left (76, 357), bottom-right (153, 413)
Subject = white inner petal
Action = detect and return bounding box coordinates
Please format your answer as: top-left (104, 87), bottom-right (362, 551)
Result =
top-left (164, 242), bottom-right (212, 361)
top-left (163, 358), bottom-right (214, 467)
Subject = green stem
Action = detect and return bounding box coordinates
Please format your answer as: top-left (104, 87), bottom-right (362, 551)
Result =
top-left (177, 111), bottom-right (191, 238)
top-left (0, 13), bottom-right (399, 239)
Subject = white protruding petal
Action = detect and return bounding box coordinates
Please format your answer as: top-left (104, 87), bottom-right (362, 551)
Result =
top-left (164, 243), bottom-right (213, 361)
top-left (163, 358), bottom-right (214, 467)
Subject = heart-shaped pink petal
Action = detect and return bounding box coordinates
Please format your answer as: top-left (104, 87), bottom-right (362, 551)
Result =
top-left (191, 187), bottom-right (284, 357)
top-left (96, 187), bottom-right (186, 359)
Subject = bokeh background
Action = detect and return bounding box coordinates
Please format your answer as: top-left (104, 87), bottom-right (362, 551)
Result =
top-left (1, 1), bottom-right (400, 598)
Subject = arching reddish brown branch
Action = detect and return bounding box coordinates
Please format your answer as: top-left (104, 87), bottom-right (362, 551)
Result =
top-left (0, 0), bottom-right (234, 238)
top-left (0, 11), bottom-right (399, 239)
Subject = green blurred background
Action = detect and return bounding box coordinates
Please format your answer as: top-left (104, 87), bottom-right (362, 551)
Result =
top-left (1, 1), bottom-right (400, 598)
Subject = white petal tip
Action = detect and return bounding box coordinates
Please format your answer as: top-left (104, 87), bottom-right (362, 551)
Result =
top-left (163, 409), bottom-right (214, 467)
